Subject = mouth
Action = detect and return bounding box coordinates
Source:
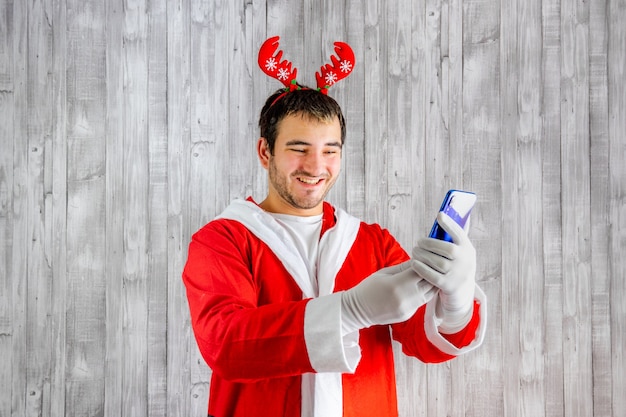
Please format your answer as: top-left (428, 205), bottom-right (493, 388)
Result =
top-left (297, 177), bottom-right (323, 185)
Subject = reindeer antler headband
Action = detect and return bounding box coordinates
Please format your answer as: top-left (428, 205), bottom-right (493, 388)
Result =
top-left (258, 36), bottom-right (355, 101)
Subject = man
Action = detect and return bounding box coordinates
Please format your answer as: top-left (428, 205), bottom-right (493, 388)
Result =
top-left (182, 87), bottom-right (487, 417)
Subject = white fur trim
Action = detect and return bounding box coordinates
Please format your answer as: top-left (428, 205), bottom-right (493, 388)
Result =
top-left (302, 293), bottom-right (361, 417)
top-left (304, 293), bottom-right (361, 373)
top-left (216, 199), bottom-right (362, 417)
top-left (424, 285), bottom-right (487, 356)
top-left (216, 199), bottom-right (315, 297)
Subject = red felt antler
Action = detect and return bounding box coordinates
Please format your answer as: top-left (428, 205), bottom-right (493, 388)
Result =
top-left (258, 37), bottom-right (355, 97)
top-left (315, 42), bottom-right (355, 94)
top-left (258, 36), bottom-right (298, 90)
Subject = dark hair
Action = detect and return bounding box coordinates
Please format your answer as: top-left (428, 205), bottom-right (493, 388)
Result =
top-left (258, 87), bottom-right (346, 154)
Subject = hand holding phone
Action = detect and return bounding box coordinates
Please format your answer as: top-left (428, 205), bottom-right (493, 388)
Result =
top-left (428, 189), bottom-right (476, 242)
top-left (413, 189), bottom-right (477, 332)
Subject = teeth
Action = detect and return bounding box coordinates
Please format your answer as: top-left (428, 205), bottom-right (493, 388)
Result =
top-left (298, 177), bottom-right (321, 184)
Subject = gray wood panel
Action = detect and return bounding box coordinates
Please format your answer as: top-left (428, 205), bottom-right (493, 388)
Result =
top-left (1, 0), bottom-right (624, 416)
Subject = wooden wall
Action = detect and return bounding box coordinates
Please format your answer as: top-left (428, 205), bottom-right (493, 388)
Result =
top-left (1, 0), bottom-right (624, 416)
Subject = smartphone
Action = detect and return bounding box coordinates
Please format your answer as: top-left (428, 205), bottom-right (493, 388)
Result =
top-left (428, 189), bottom-right (476, 242)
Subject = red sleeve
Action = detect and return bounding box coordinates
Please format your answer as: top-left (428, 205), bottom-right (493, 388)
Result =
top-left (391, 299), bottom-right (482, 363)
top-left (182, 220), bottom-right (315, 382)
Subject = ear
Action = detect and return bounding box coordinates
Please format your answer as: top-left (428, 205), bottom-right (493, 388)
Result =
top-left (257, 137), bottom-right (271, 169)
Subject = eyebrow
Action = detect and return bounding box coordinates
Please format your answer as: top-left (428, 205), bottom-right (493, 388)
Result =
top-left (285, 140), bottom-right (343, 148)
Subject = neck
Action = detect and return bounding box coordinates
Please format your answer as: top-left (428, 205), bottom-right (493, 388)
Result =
top-left (258, 195), bottom-right (324, 217)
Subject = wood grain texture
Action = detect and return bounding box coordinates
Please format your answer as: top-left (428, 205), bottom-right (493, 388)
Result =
top-left (104, 0), bottom-right (125, 415)
top-left (146, 1), bottom-right (169, 415)
top-left (166, 0), bottom-right (192, 416)
top-left (561, 2), bottom-right (594, 417)
top-left (1, 0), bottom-right (624, 416)
top-left (65, 1), bottom-right (108, 415)
top-left (607, 1), bottom-right (626, 415)
top-left (0, 1), bottom-right (14, 415)
top-left (49, 0), bottom-right (68, 415)
top-left (588, 2), bottom-right (612, 417)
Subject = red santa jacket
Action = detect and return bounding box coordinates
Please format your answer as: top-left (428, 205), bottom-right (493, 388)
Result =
top-left (183, 199), bottom-right (486, 417)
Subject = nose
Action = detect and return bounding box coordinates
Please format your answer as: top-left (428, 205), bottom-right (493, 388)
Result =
top-left (301, 151), bottom-right (325, 176)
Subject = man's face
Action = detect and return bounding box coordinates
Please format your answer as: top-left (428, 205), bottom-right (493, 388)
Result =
top-left (257, 113), bottom-right (343, 216)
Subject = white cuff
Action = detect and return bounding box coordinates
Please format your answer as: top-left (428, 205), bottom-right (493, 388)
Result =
top-left (304, 293), bottom-right (361, 373)
top-left (424, 284), bottom-right (487, 356)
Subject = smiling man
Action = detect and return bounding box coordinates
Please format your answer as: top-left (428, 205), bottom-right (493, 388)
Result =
top-left (182, 87), bottom-right (487, 417)
top-left (257, 110), bottom-right (342, 216)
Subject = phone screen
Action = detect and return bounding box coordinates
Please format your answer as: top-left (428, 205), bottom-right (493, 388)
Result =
top-left (428, 190), bottom-right (476, 242)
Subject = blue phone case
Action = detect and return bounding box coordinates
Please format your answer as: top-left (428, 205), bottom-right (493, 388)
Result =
top-left (428, 190), bottom-right (476, 242)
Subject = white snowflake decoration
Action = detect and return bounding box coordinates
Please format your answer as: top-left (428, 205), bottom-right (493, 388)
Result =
top-left (340, 60), bottom-right (353, 73)
top-left (265, 57), bottom-right (278, 72)
top-left (277, 68), bottom-right (290, 81)
top-left (325, 71), bottom-right (338, 85)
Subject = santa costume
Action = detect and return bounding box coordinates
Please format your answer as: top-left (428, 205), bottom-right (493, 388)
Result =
top-left (183, 198), bottom-right (487, 417)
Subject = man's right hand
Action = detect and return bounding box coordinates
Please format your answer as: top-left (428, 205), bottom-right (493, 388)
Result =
top-left (340, 261), bottom-right (437, 334)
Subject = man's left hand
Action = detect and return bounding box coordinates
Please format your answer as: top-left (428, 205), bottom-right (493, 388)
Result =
top-left (411, 212), bottom-right (476, 332)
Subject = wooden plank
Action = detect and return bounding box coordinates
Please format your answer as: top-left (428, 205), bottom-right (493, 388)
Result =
top-left (120, 0), bottom-right (150, 415)
top-left (49, 0), bottom-right (68, 416)
top-left (228, 0), bottom-right (265, 206)
top-left (422, 0), bottom-right (450, 415)
top-left (166, 0), bottom-right (192, 415)
top-left (500, 1), bottom-right (523, 417)
top-left (409, 0), bottom-right (427, 235)
top-left (187, 1), bottom-right (218, 412)
top-left (228, 2), bottom-right (257, 204)
top-left (446, 1), bottom-right (494, 416)
top-left (146, 1), bottom-right (169, 416)
top-left (444, 0), bottom-right (464, 214)
top-left (517, 1), bottom-right (546, 416)
top-left (385, 0), bottom-right (414, 249)
top-left (403, 0), bottom-right (428, 413)
top-left (344, 0), bottom-right (367, 219)
top-left (431, 0), bottom-right (464, 414)
top-left (9, 0), bottom-right (28, 413)
top-left (415, 0), bottom-right (435, 237)
top-left (0, 0), bottom-right (11, 90)
top-left (211, 0), bottom-right (231, 218)
top-left (385, 2), bottom-right (424, 414)
top-left (395, 356), bottom-right (428, 417)
top-left (560, 1), bottom-right (593, 416)
top-left (267, 0), bottom-right (305, 72)
top-left (541, 0), bottom-right (564, 416)
top-left (249, 1), bottom-right (269, 198)
top-left (103, 0), bottom-right (124, 415)
top-left (302, 0), bottom-right (322, 77)
top-left (24, 0), bottom-right (55, 415)
top-left (588, 1), bottom-right (612, 416)
top-left (363, 0), bottom-right (389, 225)
top-left (27, 0), bottom-right (55, 401)
top-left (188, 0), bottom-right (218, 232)
top-left (65, 0), bottom-right (108, 415)
top-left (462, 0), bottom-right (504, 416)
top-left (607, 0), bottom-right (626, 414)
top-left (0, 0), bottom-right (16, 415)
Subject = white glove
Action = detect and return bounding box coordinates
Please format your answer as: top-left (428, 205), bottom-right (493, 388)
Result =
top-left (341, 261), bottom-right (437, 335)
top-left (411, 212), bottom-right (476, 333)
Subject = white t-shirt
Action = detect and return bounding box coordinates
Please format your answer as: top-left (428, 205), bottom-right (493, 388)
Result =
top-left (271, 212), bottom-right (323, 292)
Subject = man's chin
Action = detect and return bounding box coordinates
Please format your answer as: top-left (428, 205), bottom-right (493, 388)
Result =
top-left (291, 199), bottom-right (323, 211)
top-left (287, 194), bottom-right (326, 211)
